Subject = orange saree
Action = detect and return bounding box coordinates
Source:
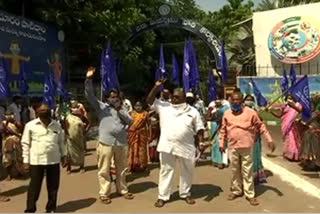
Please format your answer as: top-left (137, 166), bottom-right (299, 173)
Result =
top-left (128, 111), bottom-right (149, 172)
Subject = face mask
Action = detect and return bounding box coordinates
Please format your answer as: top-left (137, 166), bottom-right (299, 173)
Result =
top-left (172, 103), bottom-right (187, 110)
top-left (245, 101), bottom-right (255, 108)
top-left (135, 106), bottom-right (143, 112)
top-left (108, 97), bottom-right (121, 106)
top-left (38, 111), bottom-right (51, 119)
top-left (231, 104), bottom-right (242, 112)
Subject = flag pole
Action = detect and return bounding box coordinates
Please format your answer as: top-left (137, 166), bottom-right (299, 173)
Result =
top-left (259, 74), bottom-right (308, 114)
top-left (258, 87), bottom-right (290, 113)
top-left (100, 80), bottom-right (103, 101)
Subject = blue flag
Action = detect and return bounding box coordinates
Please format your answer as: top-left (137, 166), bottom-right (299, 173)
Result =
top-left (100, 41), bottom-right (119, 94)
top-left (281, 68), bottom-right (289, 93)
top-left (188, 39), bottom-right (199, 89)
top-left (172, 54), bottom-right (180, 85)
top-left (100, 51), bottom-right (108, 94)
top-left (43, 73), bottom-right (55, 109)
top-left (19, 61), bottom-right (29, 95)
top-left (56, 74), bottom-right (70, 98)
top-left (289, 75), bottom-right (312, 121)
top-left (207, 70), bottom-right (216, 102)
top-left (221, 41), bottom-right (227, 83)
top-left (0, 58), bottom-right (11, 98)
top-left (250, 78), bottom-right (268, 106)
top-left (106, 44), bottom-right (118, 90)
top-left (289, 64), bottom-right (297, 86)
top-left (183, 40), bottom-right (190, 92)
top-left (159, 44), bottom-right (166, 77)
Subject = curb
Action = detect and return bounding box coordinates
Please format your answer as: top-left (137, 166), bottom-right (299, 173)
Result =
top-left (262, 157), bottom-right (320, 200)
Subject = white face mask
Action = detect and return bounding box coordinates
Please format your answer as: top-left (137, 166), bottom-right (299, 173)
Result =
top-left (172, 103), bottom-right (187, 110)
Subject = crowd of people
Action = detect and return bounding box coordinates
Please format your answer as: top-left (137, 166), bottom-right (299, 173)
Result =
top-left (0, 66), bottom-right (320, 212)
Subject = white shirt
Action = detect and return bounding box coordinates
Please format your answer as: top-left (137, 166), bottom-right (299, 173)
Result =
top-left (8, 103), bottom-right (21, 122)
top-left (21, 118), bottom-right (66, 165)
top-left (152, 99), bottom-right (204, 159)
top-left (209, 100), bottom-right (230, 113)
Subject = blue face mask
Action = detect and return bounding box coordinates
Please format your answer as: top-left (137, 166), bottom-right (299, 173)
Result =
top-left (231, 103), bottom-right (242, 112)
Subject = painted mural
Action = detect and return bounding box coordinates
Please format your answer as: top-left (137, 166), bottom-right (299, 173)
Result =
top-left (237, 75), bottom-right (320, 103)
top-left (268, 16), bottom-right (320, 64)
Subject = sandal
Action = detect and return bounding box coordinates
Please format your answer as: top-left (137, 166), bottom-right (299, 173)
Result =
top-left (154, 199), bottom-right (166, 208)
top-left (183, 196), bottom-right (196, 205)
top-left (246, 197), bottom-right (259, 206)
top-left (0, 195), bottom-right (10, 202)
top-left (99, 196), bottom-right (111, 204)
top-left (123, 192), bottom-right (134, 200)
top-left (227, 193), bottom-right (242, 201)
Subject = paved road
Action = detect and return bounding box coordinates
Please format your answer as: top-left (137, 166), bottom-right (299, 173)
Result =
top-left (1, 139), bottom-right (320, 213)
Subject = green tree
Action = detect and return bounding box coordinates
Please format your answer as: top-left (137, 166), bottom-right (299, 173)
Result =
top-left (257, 0), bottom-right (320, 11)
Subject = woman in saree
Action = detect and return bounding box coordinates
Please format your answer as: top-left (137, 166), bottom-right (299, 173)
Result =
top-left (300, 109), bottom-right (320, 169)
top-left (244, 95), bottom-right (267, 184)
top-left (1, 111), bottom-right (24, 180)
top-left (127, 101), bottom-right (150, 172)
top-left (207, 99), bottom-right (229, 169)
top-left (269, 95), bottom-right (302, 161)
top-left (64, 104), bottom-right (90, 174)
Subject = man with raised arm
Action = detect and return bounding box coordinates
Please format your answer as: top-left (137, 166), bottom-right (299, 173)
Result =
top-left (147, 79), bottom-right (204, 208)
top-left (84, 67), bottom-right (133, 205)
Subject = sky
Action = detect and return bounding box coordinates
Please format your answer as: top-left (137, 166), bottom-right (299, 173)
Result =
top-left (195, 0), bottom-right (264, 11)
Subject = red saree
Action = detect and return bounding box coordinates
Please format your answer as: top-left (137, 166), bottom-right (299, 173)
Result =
top-left (128, 111), bottom-right (149, 172)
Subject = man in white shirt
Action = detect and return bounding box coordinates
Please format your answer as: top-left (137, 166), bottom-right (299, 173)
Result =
top-left (147, 80), bottom-right (204, 208)
top-left (21, 103), bottom-right (67, 213)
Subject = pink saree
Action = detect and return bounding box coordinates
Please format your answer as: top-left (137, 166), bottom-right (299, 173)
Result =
top-left (281, 103), bottom-right (302, 161)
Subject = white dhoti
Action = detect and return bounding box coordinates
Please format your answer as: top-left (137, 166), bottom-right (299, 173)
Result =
top-left (158, 152), bottom-right (195, 201)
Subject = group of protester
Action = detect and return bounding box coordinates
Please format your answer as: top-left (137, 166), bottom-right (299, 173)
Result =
top-left (268, 94), bottom-right (320, 170)
top-left (0, 94), bottom-right (91, 210)
top-left (84, 66), bottom-right (276, 208)
top-left (1, 65), bottom-right (319, 212)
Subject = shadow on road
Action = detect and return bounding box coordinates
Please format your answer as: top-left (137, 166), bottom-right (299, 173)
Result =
top-left (127, 171), bottom-right (151, 183)
top-left (86, 148), bottom-right (96, 153)
top-left (1, 185), bottom-right (28, 197)
top-left (196, 160), bottom-right (212, 167)
top-left (85, 152), bottom-right (93, 156)
top-left (255, 184), bottom-right (284, 197)
top-left (127, 164), bottom-right (159, 182)
top-left (265, 169), bottom-right (274, 178)
top-left (168, 184), bottom-right (223, 203)
top-left (301, 173), bottom-right (320, 179)
top-left (56, 198), bottom-right (97, 212)
top-left (191, 184), bottom-right (223, 201)
top-left (84, 165), bottom-right (98, 172)
top-left (128, 181), bottom-right (158, 194)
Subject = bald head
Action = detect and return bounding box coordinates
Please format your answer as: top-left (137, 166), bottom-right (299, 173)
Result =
top-left (36, 103), bottom-right (51, 119)
top-left (37, 103), bottom-right (50, 112)
top-left (231, 92), bottom-right (243, 105)
top-left (172, 88), bottom-right (186, 104)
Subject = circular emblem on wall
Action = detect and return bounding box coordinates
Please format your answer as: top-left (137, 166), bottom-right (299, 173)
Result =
top-left (158, 4), bottom-right (171, 16)
top-left (268, 16), bottom-right (320, 64)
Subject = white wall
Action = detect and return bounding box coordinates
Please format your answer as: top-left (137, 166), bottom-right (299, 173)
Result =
top-left (253, 3), bottom-right (320, 77)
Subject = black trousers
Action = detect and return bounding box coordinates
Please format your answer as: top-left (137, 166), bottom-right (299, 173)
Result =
top-left (25, 164), bottom-right (60, 213)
